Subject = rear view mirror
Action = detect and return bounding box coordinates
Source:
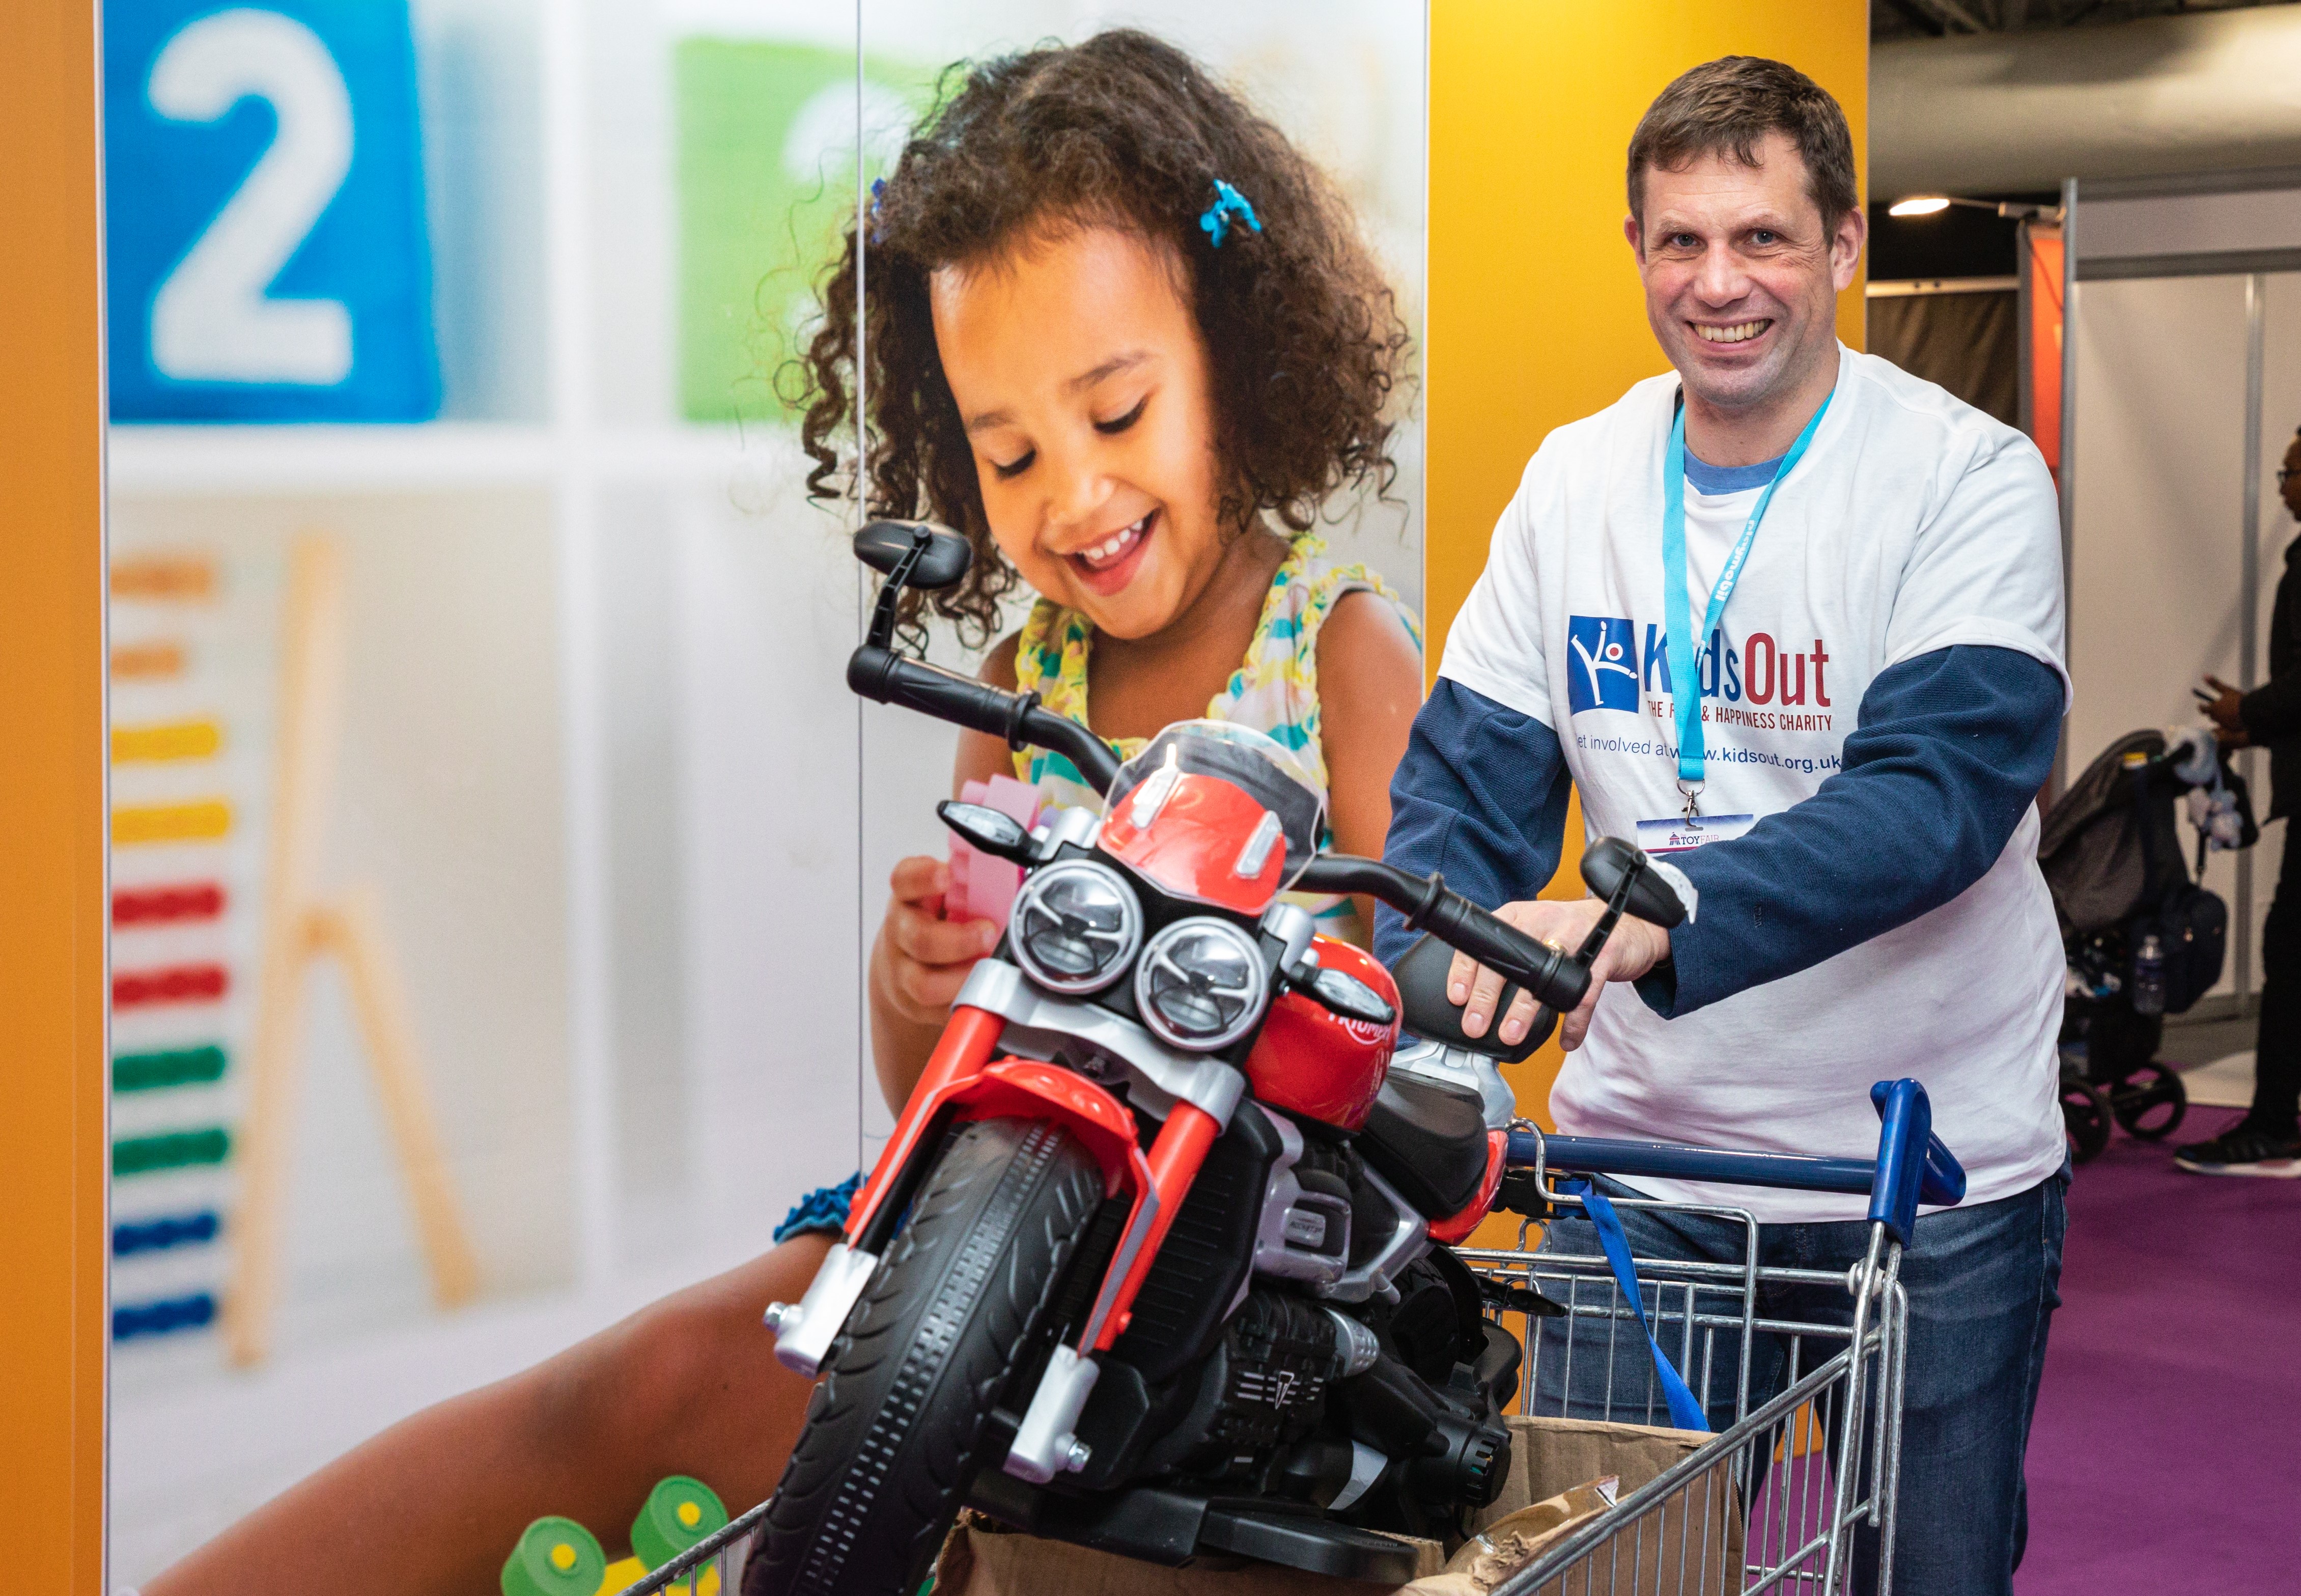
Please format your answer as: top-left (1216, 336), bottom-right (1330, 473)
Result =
top-left (855, 520), bottom-right (972, 591)
top-left (1580, 836), bottom-right (1690, 929)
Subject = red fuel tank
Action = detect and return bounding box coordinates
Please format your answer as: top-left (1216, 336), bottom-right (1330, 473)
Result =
top-left (1244, 937), bottom-right (1398, 1132)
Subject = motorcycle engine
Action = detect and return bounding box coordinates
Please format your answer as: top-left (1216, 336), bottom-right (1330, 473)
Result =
top-left (1137, 1291), bottom-right (1342, 1483)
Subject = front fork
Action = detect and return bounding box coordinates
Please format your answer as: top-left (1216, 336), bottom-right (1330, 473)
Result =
top-left (764, 1002), bottom-right (1230, 1483)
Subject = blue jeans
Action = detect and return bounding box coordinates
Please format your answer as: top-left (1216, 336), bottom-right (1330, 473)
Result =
top-left (1532, 1170), bottom-right (2067, 1596)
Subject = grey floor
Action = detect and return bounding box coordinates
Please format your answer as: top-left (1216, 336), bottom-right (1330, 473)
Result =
top-left (2161, 1010), bottom-right (2255, 1066)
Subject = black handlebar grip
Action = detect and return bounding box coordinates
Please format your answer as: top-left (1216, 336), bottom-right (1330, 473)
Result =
top-left (848, 646), bottom-right (1028, 742)
top-left (1415, 890), bottom-right (1591, 1014)
top-left (849, 645), bottom-right (1124, 796)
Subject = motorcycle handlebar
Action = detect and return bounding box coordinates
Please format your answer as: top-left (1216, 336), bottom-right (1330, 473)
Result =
top-left (848, 645), bottom-right (1124, 794)
top-left (851, 641), bottom-right (1590, 1012)
top-left (1294, 856), bottom-right (1591, 1014)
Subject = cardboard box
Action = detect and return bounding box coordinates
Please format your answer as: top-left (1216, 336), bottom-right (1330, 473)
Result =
top-left (934, 1415), bottom-right (1734, 1595)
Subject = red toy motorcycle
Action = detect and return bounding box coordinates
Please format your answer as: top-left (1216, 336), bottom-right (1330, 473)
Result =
top-left (749, 523), bottom-right (1690, 1595)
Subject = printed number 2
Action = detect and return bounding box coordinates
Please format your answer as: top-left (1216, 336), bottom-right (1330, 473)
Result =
top-left (149, 9), bottom-right (354, 386)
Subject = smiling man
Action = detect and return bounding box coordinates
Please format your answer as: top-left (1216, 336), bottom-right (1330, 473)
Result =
top-left (1380, 59), bottom-right (2069, 1593)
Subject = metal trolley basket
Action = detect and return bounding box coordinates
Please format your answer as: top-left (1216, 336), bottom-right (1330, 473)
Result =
top-left (1458, 1078), bottom-right (1964, 1596)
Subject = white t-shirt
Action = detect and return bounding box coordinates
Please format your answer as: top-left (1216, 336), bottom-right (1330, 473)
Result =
top-left (1441, 346), bottom-right (2069, 1221)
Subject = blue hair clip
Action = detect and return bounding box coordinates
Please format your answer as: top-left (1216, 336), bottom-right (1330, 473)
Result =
top-left (868, 176), bottom-right (887, 243)
top-left (1198, 179), bottom-right (1262, 249)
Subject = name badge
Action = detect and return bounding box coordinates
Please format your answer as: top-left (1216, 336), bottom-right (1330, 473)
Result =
top-left (1636, 813), bottom-right (1755, 856)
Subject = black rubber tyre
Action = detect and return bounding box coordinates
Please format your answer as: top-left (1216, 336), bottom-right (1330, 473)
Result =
top-left (2109, 1060), bottom-right (2188, 1140)
top-left (2061, 1072), bottom-right (2114, 1165)
top-left (746, 1118), bottom-right (1105, 1596)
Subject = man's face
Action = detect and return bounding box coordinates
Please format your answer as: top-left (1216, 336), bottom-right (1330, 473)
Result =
top-left (1626, 134), bottom-right (1864, 417)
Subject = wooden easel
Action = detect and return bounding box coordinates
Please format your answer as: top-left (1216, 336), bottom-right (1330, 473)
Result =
top-left (223, 535), bottom-right (480, 1367)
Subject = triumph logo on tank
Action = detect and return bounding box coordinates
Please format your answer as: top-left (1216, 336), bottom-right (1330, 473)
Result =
top-left (1566, 614), bottom-right (1836, 731)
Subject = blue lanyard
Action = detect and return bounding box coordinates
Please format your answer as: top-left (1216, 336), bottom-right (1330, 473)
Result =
top-left (1661, 390), bottom-right (1831, 815)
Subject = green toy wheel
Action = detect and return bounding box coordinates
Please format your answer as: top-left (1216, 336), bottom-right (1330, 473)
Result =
top-left (631, 1475), bottom-right (728, 1571)
top-left (502, 1516), bottom-right (607, 1596)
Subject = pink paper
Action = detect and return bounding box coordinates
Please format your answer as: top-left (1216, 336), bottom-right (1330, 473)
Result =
top-left (946, 776), bottom-right (1044, 930)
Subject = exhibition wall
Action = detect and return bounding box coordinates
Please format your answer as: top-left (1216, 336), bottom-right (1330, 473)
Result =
top-left (1, 3), bottom-right (1881, 1586)
top-left (98, 0), bottom-right (1436, 1581)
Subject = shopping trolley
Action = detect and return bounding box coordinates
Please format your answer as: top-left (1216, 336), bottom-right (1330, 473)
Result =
top-left (602, 1079), bottom-right (1963, 1596)
top-left (1460, 1078), bottom-right (1965, 1596)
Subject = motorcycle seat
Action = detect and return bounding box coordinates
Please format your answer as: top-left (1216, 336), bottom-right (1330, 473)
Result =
top-left (1357, 1072), bottom-right (1492, 1220)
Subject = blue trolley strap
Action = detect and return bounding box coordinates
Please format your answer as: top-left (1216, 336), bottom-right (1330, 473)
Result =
top-left (1559, 1180), bottom-right (1709, 1433)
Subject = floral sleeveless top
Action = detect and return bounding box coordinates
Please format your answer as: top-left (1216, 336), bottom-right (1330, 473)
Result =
top-left (1010, 535), bottom-right (1421, 942)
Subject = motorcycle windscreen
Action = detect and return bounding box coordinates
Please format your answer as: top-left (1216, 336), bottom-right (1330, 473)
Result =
top-left (1097, 720), bottom-right (1324, 914)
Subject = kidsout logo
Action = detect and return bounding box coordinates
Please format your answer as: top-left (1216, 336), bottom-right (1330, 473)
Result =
top-left (1566, 617), bottom-right (1640, 713)
top-left (1567, 615), bottom-right (1837, 726)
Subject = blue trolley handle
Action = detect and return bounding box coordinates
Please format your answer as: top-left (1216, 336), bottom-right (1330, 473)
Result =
top-left (1868, 1078), bottom-right (1966, 1246)
top-left (1506, 1079), bottom-right (1969, 1246)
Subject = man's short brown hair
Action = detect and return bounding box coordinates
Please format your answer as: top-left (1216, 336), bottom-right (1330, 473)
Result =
top-left (1626, 57), bottom-right (1858, 234)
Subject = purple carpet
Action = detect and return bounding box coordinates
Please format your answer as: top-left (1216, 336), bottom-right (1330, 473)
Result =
top-left (2016, 1107), bottom-right (2301, 1595)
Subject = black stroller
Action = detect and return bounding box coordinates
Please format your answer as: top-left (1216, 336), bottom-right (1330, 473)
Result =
top-left (2037, 728), bottom-right (2258, 1162)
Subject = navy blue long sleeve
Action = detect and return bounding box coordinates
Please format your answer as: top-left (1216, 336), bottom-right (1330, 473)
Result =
top-left (1374, 679), bottom-right (1573, 966)
top-left (1376, 645), bottom-right (2064, 1019)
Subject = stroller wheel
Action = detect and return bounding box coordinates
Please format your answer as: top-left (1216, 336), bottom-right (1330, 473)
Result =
top-left (2110, 1059), bottom-right (2188, 1140)
top-left (2061, 1070), bottom-right (2114, 1164)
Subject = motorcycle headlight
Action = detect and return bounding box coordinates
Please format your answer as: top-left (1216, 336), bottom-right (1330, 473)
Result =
top-left (1008, 860), bottom-right (1142, 995)
top-left (1134, 917), bottom-right (1269, 1051)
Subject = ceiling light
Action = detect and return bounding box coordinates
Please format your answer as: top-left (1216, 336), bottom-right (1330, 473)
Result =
top-left (1889, 197), bottom-right (1952, 217)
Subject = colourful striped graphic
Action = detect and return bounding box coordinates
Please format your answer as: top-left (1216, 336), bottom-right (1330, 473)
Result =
top-left (113, 1044), bottom-right (228, 1093)
top-left (110, 640), bottom-right (186, 680)
top-left (113, 962), bottom-right (228, 1007)
top-left (113, 1210), bottom-right (221, 1256)
top-left (113, 881), bottom-right (227, 925)
top-left (113, 717), bottom-right (221, 763)
top-left (113, 1293), bottom-right (218, 1340)
top-left (112, 799), bottom-right (232, 844)
top-left (110, 555), bottom-right (215, 601)
top-left (113, 1127), bottom-right (231, 1177)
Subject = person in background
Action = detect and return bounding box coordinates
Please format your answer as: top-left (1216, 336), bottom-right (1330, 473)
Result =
top-left (2189, 425), bottom-right (2301, 1175)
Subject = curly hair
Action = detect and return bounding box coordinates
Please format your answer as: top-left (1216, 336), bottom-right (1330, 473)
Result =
top-left (787, 28), bottom-right (1411, 647)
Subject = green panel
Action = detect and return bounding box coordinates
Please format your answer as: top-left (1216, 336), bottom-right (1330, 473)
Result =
top-left (114, 1044), bottom-right (228, 1093)
top-left (674, 39), bottom-right (930, 424)
top-left (114, 1126), bottom-right (231, 1176)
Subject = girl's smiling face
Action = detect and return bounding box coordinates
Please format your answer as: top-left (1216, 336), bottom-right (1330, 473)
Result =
top-left (929, 223), bottom-right (1227, 640)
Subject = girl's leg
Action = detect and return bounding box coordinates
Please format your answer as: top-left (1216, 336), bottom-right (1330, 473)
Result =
top-left (145, 1233), bottom-right (832, 1596)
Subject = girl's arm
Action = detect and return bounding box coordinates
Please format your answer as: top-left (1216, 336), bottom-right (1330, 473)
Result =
top-left (867, 636), bottom-right (1020, 1115)
top-left (1317, 590), bottom-right (1426, 928)
top-left (144, 1234), bottom-right (833, 1596)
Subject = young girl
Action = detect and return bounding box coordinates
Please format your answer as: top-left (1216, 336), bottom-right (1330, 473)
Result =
top-left (793, 28), bottom-right (1427, 1112)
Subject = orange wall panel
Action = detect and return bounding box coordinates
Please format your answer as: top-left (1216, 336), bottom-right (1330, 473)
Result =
top-left (0, 3), bottom-right (109, 1589)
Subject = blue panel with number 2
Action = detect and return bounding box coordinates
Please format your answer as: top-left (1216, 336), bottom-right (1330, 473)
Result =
top-left (106, 1), bottom-right (440, 422)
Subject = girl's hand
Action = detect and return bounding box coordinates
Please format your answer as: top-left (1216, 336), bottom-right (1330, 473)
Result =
top-left (1448, 898), bottom-right (1672, 1053)
top-left (875, 855), bottom-right (1001, 1027)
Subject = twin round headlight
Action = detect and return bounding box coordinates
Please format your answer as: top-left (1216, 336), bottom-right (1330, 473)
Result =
top-left (1007, 861), bottom-right (1270, 1051)
top-left (1134, 918), bottom-right (1268, 1051)
top-left (1009, 860), bottom-right (1143, 994)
